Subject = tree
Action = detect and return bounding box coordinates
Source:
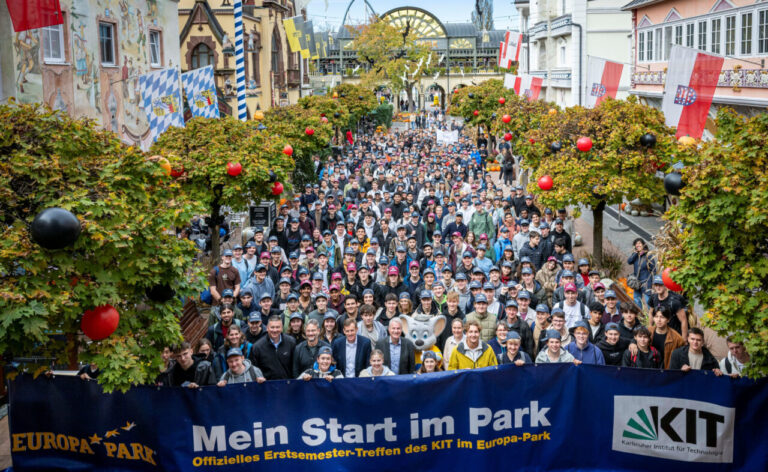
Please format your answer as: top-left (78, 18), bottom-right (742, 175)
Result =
top-left (522, 97), bottom-right (678, 266)
top-left (471, 0), bottom-right (494, 32)
top-left (151, 117), bottom-right (296, 262)
top-left (263, 97), bottom-right (337, 188)
top-left (329, 84), bottom-right (378, 132)
top-left (448, 79), bottom-right (511, 149)
top-left (0, 103), bottom-right (205, 392)
top-left (657, 108), bottom-right (768, 376)
top-left (348, 16), bottom-right (435, 111)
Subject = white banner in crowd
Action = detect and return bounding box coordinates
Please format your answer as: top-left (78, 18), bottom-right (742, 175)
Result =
top-left (436, 129), bottom-right (458, 144)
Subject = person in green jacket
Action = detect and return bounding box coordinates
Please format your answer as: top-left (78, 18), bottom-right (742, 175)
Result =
top-left (468, 200), bottom-right (496, 242)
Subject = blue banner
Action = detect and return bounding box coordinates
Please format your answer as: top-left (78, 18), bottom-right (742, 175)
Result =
top-left (8, 365), bottom-right (768, 471)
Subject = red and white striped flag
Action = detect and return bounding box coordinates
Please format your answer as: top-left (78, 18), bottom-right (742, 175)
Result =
top-left (662, 45), bottom-right (724, 139)
top-left (6, 0), bottom-right (62, 32)
top-left (503, 74), bottom-right (543, 101)
top-left (497, 32), bottom-right (522, 70)
top-left (585, 56), bottom-right (624, 108)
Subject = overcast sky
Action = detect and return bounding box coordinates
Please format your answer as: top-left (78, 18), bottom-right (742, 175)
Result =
top-left (304, 0), bottom-right (519, 32)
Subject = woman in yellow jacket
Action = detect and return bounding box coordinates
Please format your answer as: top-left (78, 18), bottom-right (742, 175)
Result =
top-left (448, 320), bottom-right (499, 370)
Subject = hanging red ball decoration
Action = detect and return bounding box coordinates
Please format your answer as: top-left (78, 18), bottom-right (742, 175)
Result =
top-left (305, 127), bottom-right (315, 136)
top-left (502, 114), bottom-right (511, 123)
top-left (170, 165), bottom-right (185, 178)
top-left (662, 267), bottom-right (683, 292)
top-left (529, 138), bottom-right (536, 144)
top-left (577, 137), bottom-right (593, 152)
top-left (271, 181), bottom-right (284, 196)
top-left (498, 97), bottom-right (506, 105)
top-left (503, 132), bottom-right (512, 142)
top-left (538, 175), bottom-right (553, 191)
top-left (473, 110), bottom-right (479, 116)
top-left (283, 145), bottom-right (293, 156)
top-left (320, 116), bottom-right (328, 123)
top-left (226, 162), bottom-right (242, 177)
top-left (81, 305), bottom-right (120, 341)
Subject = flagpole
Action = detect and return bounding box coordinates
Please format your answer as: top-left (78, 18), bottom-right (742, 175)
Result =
top-left (233, 0), bottom-right (248, 121)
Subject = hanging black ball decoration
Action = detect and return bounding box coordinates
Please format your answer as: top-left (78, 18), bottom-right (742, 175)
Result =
top-left (146, 284), bottom-right (175, 303)
top-left (334, 112), bottom-right (341, 118)
top-left (268, 170), bottom-right (277, 183)
top-left (550, 142), bottom-right (562, 153)
top-left (30, 207), bottom-right (81, 250)
top-left (640, 133), bottom-right (657, 148)
top-left (468, 93), bottom-right (475, 99)
top-left (663, 172), bottom-right (684, 196)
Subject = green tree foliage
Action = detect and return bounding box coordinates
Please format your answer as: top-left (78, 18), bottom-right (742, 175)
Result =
top-left (489, 93), bottom-right (553, 151)
top-left (151, 117), bottom-right (295, 261)
top-left (0, 103), bottom-right (205, 392)
top-left (330, 83), bottom-right (378, 130)
top-left (523, 97), bottom-right (678, 266)
top-left (448, 79), bottom-right (515, 149)
top-left (263, 98), bottom-right (336, 188)
top-left (659, 109), bottom-right (768, 376)
top-left (348, 17), bottom-right (435, 110)
top-left (370, 102), bottom-right (394, 129)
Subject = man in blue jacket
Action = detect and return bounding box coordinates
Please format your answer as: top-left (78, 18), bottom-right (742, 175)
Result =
top-left (332, 318), bottom-right (372, 378)
top-left (565, 320), bottom-right (605, 365)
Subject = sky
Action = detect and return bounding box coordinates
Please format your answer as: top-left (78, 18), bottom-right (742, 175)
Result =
top-left (304, 0), bottom-right (519, 32)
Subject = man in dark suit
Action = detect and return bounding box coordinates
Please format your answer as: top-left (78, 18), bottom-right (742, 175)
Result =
top-left (374, 318), bottom-right (416, 375)
top-left (332, 318), bottom-right (372, 378)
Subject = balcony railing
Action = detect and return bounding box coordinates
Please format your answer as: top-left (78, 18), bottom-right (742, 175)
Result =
top-left (550, 70), bottom-right (572, 81)
top-left (633, 67), bottom-right (768, 88)
top-left (551, 14), bottom-right (572, 37)
top-left (287, 68), bottom-right (300, 88)
top-left (529, 21), bottom-right (548, 40)
top-left (529, 70), bottom-right (548, 79)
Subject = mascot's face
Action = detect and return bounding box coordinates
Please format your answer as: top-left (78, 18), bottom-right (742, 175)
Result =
top-left (400, 314), bottom-right (446, 350)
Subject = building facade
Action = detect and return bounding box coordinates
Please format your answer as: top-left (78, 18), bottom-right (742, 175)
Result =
top-left (516, 0), bottom-right (633, 107)
top-left (178, 0), bottom-right (303, 116)
top-left (0, 0), bottom-right (182, 147)
top-left (623, 0), bottom-right (768, 133)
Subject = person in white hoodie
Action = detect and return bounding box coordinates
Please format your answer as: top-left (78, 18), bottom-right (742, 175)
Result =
top-left (359, 349), bottom-right (395, 377)
top-left (719, 338), bottom-right (750, 378)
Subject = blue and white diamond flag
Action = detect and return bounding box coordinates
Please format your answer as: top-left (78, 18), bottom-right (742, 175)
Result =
top-left (181, 65), bottom-right (219, 119)
top-left (139, 68), bottom-right (184, 148)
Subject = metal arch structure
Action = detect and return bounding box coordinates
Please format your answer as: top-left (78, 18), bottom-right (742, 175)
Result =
top-left (340, 0), bottom-right (379, 30)
top-left (379, 7), bottom-right (448, 39)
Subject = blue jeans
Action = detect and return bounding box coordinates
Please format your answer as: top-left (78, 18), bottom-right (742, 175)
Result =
top-left (633, 289), bottom-right (650, 309)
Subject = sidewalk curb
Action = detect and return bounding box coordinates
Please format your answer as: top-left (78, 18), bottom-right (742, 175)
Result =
top-left (603, 205), bottom-right (654, 242)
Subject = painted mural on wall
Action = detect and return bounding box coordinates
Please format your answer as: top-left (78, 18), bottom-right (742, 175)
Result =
top-left (11, 0), bottom-right (180, 147)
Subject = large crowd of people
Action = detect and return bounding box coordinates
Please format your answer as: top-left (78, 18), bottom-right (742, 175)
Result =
top-left (155, 117), bottom-right (750, 388)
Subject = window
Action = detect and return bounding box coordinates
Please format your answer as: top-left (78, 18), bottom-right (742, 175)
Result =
top-left (698, 21), bottom-right (707, 51)
top-left (638, 31), bottom-right (645, 61)
top-left (558, 39), bottom-right (567, 66)
top-left (725, 16), bottom-right (736, 55)
top-left (191, 43), bottom-right (214, 69)
top-left (686, 23), bottom-right (694, 48)
top-left (675, 25), bottom-right (683, 45)
top-left (741, 13), bottom-right (753, 55)
top-left (42, 23), bottom-right (65, 63)
top-left (99, 22), bottom-right (116, 65)
top-left (655, 27), bottom-right (663, 60)
top-left (760, 10), bottom-right (768, 53)
top-left (711, 18), bottom-right (721, 54)
top-left (646, 30), bottom-right (653, 61)
top-left (149, 30), bottom-right (162, 67)
top-left (664, 25), bottom-right (673, 59)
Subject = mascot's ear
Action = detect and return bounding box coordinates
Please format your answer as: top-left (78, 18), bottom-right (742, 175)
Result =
top-left (399, 314), bottom-right (413, 334)
top-left (431, 315), bottom-right (447, 337)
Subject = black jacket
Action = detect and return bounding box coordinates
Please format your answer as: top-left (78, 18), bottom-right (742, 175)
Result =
top-left (504, 317), bottom-right (536, 359)
top-left (164, 359), bottom-right (216, 387)
top-left (622, 347), bottom-right (662, 369)
top-left (668, 345), bottom-right (719, 371)
top-left (249, 334), bottom-right (297, 380)
top-left (292, 339), bottom-right (331, 378)
top-left (205, 319), bottom-right (248, 351)
top-left (375, 337), bottom-right (416, 374)
top-left (596, 338), bottom-right (630, 366)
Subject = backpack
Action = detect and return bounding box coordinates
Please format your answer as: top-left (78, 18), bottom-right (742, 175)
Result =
top-left (200, 266), bottom-right (219, 305)
top-left (631, 346), bottom-right (661, 367)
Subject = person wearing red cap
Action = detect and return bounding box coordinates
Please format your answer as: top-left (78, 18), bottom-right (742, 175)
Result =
top-left (375, 266), bottom-right (406, 307)
top-left (554, 283), bottom-right (588, 329)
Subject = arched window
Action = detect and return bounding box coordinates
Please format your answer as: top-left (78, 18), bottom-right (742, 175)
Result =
top-left (191, 43), bottom-right (214, 69)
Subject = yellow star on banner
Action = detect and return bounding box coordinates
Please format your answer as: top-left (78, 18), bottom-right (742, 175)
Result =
top-left (89, 433), bottom-right (102, 445)
top-left (121, 421), bottom-right (136, 431)
top-left (105, 429), bottom-right (119, 438)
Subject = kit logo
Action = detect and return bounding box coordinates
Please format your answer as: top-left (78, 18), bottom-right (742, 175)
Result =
top-left (612, 396), bottom-right (734, 463)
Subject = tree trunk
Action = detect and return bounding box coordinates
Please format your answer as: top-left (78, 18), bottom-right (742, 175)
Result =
top-left (592, 200), bottom-right (606, 268)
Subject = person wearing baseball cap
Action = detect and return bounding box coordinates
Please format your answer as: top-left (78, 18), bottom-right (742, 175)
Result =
top-left (498, 331), bottom-right (533, 366)
top-left (596, 322), bottom-right (631, 366)
top-left (216, 348), bottom-right (266, 386)
top-left (503, 299), bottom-right (535, 359)
top-left (553, 282), bottom-right (588, 330)
top-left (465, 293), bottom-right (496, 342)
top-left (535, 329), bottom-right (576, 364)
top-left (649, 274), bottom-right (689, 339)
top-left (298, 345), bottom-right (343, 381)
top-left (209, 248), bottom-right (241, 305)
top-left (376, 266), bottom-right (406, 307)
top-left (511, 219), bottom-right (531, 260)
top-left (565, 320), bottom-right (605, 365)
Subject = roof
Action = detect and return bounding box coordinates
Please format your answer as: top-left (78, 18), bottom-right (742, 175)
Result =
top-left (444, 23), bottom-right (476, 38)
top-left (621, 0), bottom-right (667, 11)
top-left (180, 0), bottom-right (226, 44)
